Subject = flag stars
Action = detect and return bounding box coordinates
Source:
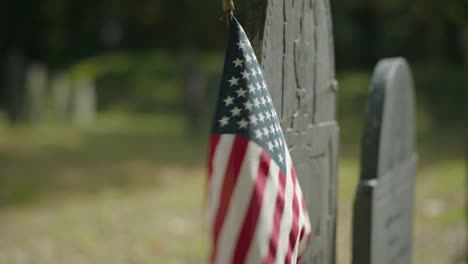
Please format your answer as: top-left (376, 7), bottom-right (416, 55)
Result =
top-left (255, 129), bottom-right (263, 139)
top-left (258, 112), bottom-right (265, 122)
top-left (224, 96), bottom-right (234, 107)
top-left (240, 70), bottom-right (251, 80)
top-left (269, 125), bottom-right (276, 134)
top-left (243, 100), bottom-right (253, 111)
top-left (267, 141), bottom-right (274, 151)
top-left (218, 116), bottom-right (229, 127)
top-left (245, 54), bottom-right (252, 63)
top-left (230, 106), bottom-right (242, 117)
top-left (237, 118), bottom-right (249, 129)
top-left (251, 69), bottom-right (257, 78)
top-left (274, 139), bottom-right (280, 148)
top-left (248, 84), bottom-right (256, 93)
top-left (212, 22), bottom-right (301, 175)
top-left (236, 88), bottom-right (247, 98)
top-left (232, 58), bottom-right (243, 68)
top-left (254, 98), bottom-right (261, 109)
top-left (278, 153), bottom-right (284, 163)
top-left (228, 76), bottom-right (239, 87)
top-left (257, 68), bottom-right (263, 76)
top-left (256, 82), bottom-right (262, 91)
top-left (249, 114), bottom-right (258, 125)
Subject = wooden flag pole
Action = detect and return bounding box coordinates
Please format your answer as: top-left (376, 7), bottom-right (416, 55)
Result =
top-left (222, 0), bottom-right (234, 26)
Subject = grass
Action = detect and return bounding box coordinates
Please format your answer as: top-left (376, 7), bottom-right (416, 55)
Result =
top-left (0, 112), bottom-right (466, 263)
top-left (0, 169), bottom-right (208, 264)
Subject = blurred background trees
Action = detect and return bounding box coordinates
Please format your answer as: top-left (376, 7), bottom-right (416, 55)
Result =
top-left (0, 0), bottom-right (466, 126)
top-left (332, 0), bottom-right (467, 125)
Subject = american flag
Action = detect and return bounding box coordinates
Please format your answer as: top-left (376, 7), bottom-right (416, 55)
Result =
top-left (207, 15), bottom-right (312, 263)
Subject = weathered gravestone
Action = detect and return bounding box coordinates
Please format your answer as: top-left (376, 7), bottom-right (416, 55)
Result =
top-left (247, 1), bottom-right (339, 263)
top-left (73, 77), bottom-right (96, 127)
top-left (25, 62), bottom-right (48, 123)
top-left (51, 73), bottom-right (72, 122)
top-left (352, 58), bottom-right (417, 264)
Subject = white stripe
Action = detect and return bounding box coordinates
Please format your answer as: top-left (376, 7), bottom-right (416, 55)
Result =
top-left (291, 237), bottom-right (300, 262)
top-left (245, 160), bottom-right (280, 264)
top-left (207, 135), bottom-right (235, 226)
top-left (275, 151), bottom-right (295, 264)
top-left (214, 141), bottom-right (263, 263)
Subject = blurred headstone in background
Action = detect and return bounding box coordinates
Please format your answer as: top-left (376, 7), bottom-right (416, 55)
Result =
top-left (183, 51), bottom-right (206, 138)
top-left (73, 77), bottom-right (96, 127)
top-left (352, 58), bottom-right (416, 264)
top-left (3, 49), bottom-right (26, 124)
top-left (51, 73), bottom-right (72, 123)
top-left (25, 62), bottom-right (47, 123)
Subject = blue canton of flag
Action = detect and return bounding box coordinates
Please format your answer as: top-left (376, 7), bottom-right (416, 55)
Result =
top-left (212, 21), bottom-right (286, 173)
top-left (207, 16), bottom-right (312, 264)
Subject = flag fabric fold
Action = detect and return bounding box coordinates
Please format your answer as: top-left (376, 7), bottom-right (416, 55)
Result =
top-left (207, 15), bottom-right (312, 264)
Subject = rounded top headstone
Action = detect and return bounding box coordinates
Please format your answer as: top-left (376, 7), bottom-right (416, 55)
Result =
top-left (361, 58), bottom-right (416, 181)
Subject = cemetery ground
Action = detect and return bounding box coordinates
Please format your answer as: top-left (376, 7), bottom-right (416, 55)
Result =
top-left (0, 110), bottom-right (465, 263)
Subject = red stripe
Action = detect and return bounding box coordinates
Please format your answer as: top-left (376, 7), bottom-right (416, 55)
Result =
top-left (264, 169), bottom-right (287, 263)
top-left (208, 135), bottom-right (221, 178)
top-left (284, 166), bottom-right (300, 264)
top-left (232, 151), bottom-right (271, 263)
top-left (211, 135), bottom-right (249, 263)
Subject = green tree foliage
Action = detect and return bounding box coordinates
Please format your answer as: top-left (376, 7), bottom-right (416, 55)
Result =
top-left (331, 0), bottom-right (467, 124)
top-left (0, 0), bottom-right (466, 123)
top-left (331, 0), bottom-right (467, 68)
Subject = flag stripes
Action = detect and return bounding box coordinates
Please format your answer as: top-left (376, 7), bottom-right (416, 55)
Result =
top-left (232, 150), bottom-right (271, 263)
top-left (208, 135), bottom-right (311, 263)
top-left (264, 169), bottom-right (287, 264)
top-left (214, 138), bottom-right (262, 263)
top-left (208, 15), bottom-right (311, 264)
top-left (245, 161), bottom-right (280, 263)
top-left (211, 135), bottom-right (249, 262)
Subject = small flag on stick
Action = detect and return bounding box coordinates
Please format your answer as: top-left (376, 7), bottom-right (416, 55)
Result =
top-left (207, 15), bottom-right (312, 264)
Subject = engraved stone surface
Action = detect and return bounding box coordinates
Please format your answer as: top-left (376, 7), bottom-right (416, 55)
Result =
top-left (247, 1), bottom-right (338, 263)
top-left (352, 58), bottom-right (417, 264)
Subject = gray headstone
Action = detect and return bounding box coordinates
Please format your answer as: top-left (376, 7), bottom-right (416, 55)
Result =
top-left (247, 1), bottom-right (339, 263)
top-left (73, 77), bottom-right (96, 127)
top-left (352, 58), bottom-right (417, 264)
top-left (25, 62), bottom-right (48, 123)
top-left (51, 73), bottom-right (72, 122)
